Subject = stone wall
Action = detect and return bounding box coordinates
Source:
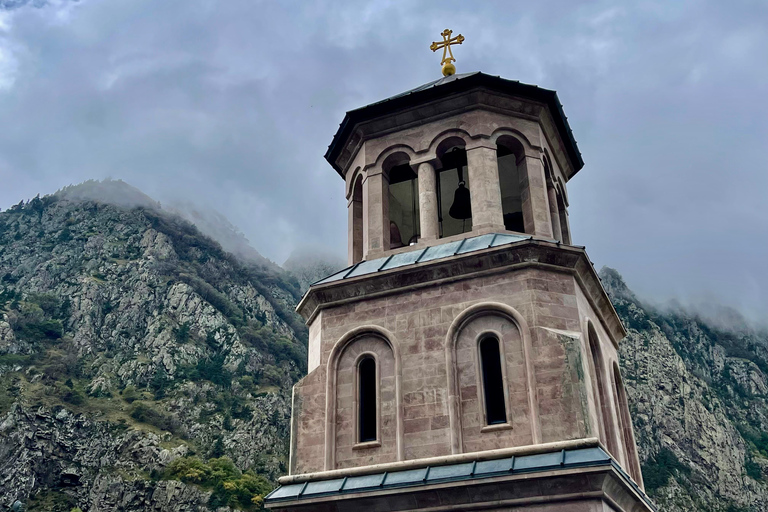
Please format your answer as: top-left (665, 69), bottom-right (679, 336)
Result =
top-left (290, 264), bottom-right (625, 475)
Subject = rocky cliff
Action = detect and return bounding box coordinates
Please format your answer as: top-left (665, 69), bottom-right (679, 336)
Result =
top-left (1, 182), bottom-right (767, 511)
top-left (603, 267), bottom-right (768, 512)
top-left (0, 183), bottom-right (306, 511)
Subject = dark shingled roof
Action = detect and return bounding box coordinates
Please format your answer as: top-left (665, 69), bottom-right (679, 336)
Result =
top-left (324, 71), bottom-right (584, 178)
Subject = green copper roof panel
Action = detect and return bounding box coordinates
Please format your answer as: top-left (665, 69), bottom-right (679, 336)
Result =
top-left (565, 447), bottom-right (611, 465)
top-left (381, 466), bottom-right (429, 486)
top-left (345, 258), bottom-right (386, 278)
top-left (308, 233), bottom-right (553, 289)
top-left (265, 482), bottom-right (304, 500)
top-left (425, 461), bottom-right (475, 481)
top-left (417, 239), bottom-right (465, 263)
top-left (265, 446), bottom-right (655, 511)
top-left (491, 233), bottom-right (531, 247)
top-left (455, 233), bottom-right (497, 254)
top-left (474, 456), bottom-right (514, 475)
top-left (513, 450), bottom-right (564, 471)
top-left (380, 249), bottom-right (423, 270)
top-left (302, 478), bottom-right (345, 495)
top-left (341, 472), bottom-right (386, 491)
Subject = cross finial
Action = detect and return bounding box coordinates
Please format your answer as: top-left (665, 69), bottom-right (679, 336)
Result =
top-left (430, 29), bottom-right (465, 77)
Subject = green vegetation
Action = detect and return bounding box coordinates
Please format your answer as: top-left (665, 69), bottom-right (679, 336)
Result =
top-left (24, 489), bottom-right (77, 512)
top-left (130, 401), bottom-right (186, 438)
top-left (641, 448), bottom-right (691, 493)
top-left (745, 456), bottom-right (763, 481)
top-left (163, 456), bottom-right (272, 511)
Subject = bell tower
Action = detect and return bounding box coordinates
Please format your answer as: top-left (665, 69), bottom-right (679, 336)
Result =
top-left (265, 33), bottom-right (654, 512)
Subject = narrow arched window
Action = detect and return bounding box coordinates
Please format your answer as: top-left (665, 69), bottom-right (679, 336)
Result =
top-left (388, 164), bottom-right (420, 248)
top-left (479, 337), bottom-right (507, 425)
top-left (588, 324), bottom-right (620, 459)
top-left (437, 146), bottom-right (472, 238)
top-left (496, 139), bottom-right (524, 233)
top-left (358, 356), bottom-right (377, 442)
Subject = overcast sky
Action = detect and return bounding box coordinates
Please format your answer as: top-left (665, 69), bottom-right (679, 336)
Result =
top-left (0, 0), bottom-right (766, 322)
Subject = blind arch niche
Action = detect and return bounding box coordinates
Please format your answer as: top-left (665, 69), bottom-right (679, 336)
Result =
top-left (447, 304), bottom-right (538, 454)
top-left (327, 329), bottom-right (401, 470)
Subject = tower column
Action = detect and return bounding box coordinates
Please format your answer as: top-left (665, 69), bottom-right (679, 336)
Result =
top-left (417, 161), bottom-right (439, 241)
top-left (520, 156), bottom-right (554, 238)
top-left (466, 142), bottom-right (505, 231)
top-left (547, 185), bottom-right (563, 242)
top-left (363, 169), bottom-right (389, 259)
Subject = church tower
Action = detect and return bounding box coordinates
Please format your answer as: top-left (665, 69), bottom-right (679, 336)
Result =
top-left (265, 32), bottom-right (654, 512)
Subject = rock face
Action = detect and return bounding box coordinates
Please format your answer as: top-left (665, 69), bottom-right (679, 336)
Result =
top-left (1, 182), bottom-right (767, 511)
top-left (0, 184), bottom-right (305, 511)
top-left (602, 266), bottom-right (768, 511)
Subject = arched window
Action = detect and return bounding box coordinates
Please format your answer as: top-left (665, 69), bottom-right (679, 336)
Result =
top-left (496, 143), bottom-right (524, 233)
top-left (479, 336), bottom-right (507, 425)
top-left (543, 156), bottom-right (563, 242)
top-left (350, 173), bottom-right (363, 263)
top-left (556, 185), bottom-right (571, 244)
top-left (388, 164), bottom-right (419, 249)
top-left (358, 356), bottom-right (377, 443)
top-left (436, 145), bottom-right (472, 237)
top-left (587, 323), bottom-right (620, 459)
top-left (613, 363), bottom-right (642, 484)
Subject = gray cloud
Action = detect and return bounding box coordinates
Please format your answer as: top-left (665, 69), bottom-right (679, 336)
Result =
top-left (0, 0), bottom-right (766, 321)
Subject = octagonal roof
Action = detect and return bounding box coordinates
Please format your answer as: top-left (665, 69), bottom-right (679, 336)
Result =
top-left (325, 72), bottom-right (584, 178)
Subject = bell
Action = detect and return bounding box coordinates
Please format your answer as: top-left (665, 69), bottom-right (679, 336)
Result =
top-left (449, 165), bottom-right (471, 220)
top-left (449, 181), bottom-right (472, 220)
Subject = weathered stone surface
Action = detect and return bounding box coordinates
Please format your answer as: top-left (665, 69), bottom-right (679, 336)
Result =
top-left (0, 183), bottom-right (304, 511)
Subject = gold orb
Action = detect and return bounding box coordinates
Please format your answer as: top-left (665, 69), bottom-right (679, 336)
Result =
top-left (441, 62), bottom-right (456, 76)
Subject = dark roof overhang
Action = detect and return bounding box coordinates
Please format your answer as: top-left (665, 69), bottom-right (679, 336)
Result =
top-left (324, 72), bottom-right (584, 179)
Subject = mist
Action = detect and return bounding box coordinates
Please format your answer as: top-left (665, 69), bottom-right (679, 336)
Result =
top-left (0, 0), bottom-right (766, 323)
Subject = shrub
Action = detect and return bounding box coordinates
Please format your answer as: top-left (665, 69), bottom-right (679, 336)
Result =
top-left (641, 448), bottom-right (691, 493)
top-left (745, 456), bottom-right (763, 481)
top-left (130, 401), bottom-right (185, 437)
top-left (175, 322), bottom-right (191, 344)
top-left (164, 456), bottom-right (272, 511)
top-left (121, 385), bottom-right (140, 403)
top-left (61, 387), bottom-right (85, 406)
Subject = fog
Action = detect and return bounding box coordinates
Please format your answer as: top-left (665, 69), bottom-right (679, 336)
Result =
top-left (1, 0), bottom-right (766, 322)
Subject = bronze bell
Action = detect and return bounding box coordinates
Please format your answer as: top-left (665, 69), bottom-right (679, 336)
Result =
top-left (449, 168), bottom-right (472, 220)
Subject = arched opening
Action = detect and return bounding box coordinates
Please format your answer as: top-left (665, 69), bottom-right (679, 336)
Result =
top-left (613, 363), bottom-right (642, 484)
top-left (556, 184), bottom-right (571, 244)
top-left (436, 139), bottom-right (472, 238)
top-left (387, 163), bottom-right (420, 249)
top-left (496, 137), bottom-right (525, 233)
top-left (479, 336), bottom-right (507, 425)
top-left (350, 173), bottom-right (364, 263)
top-left (358, 356), bottom-right (377, 443)
top-left (587, 323), bottom-right (620, 459)
top-left (543, 156), bottom-right (562, 242)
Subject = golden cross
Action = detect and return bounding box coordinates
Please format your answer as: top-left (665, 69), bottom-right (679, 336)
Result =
top-left (430, 29), bottom-right (465, 76)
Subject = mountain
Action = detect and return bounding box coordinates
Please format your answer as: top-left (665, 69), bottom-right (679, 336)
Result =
top-left (602, 267), bottom-right (768, 511)
top-left (0, 183), bottom-right (307, 511)
top-left (282, 247), bottom-right (346, 293)
top-left (1, 181), bottom-right (767, 512)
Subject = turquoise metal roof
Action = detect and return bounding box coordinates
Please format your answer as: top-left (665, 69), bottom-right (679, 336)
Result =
top-left (264, 446), bottom-right (655, 510)
top-left (311, 233), bottom-right (537, 288)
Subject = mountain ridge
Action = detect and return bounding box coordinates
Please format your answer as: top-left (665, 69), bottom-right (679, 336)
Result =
top-left (0, 183), bottom-right (766, 511)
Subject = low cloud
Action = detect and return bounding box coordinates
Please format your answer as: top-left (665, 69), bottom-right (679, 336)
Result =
top-left (0, 0), bottom-right (766, 321)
